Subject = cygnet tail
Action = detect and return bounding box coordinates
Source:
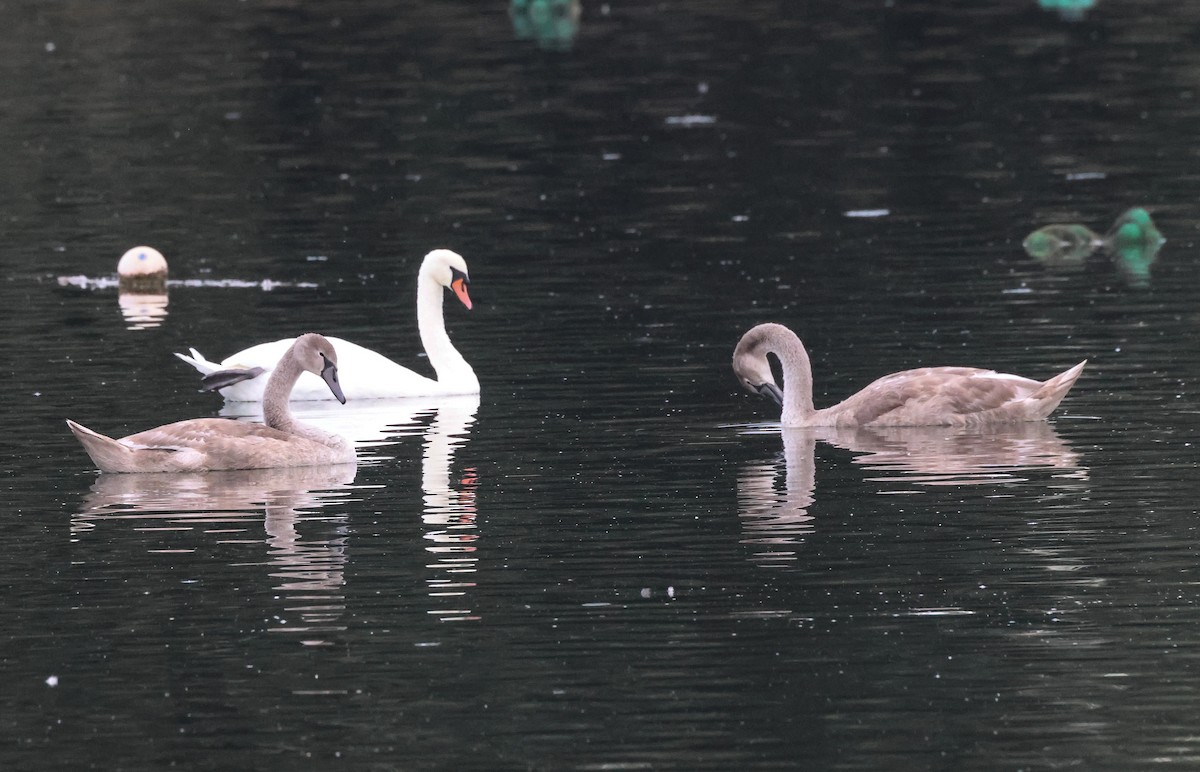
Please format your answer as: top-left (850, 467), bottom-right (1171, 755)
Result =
top-left (67, 419), bottom-right (133, 473)
top-left (1031, 360), bottom-right (1087, 417)
top-left (174, 348), bottom-right (222, 376)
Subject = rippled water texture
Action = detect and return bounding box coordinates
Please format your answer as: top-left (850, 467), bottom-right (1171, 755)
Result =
top-left (6, 1), bottom-right (1200, 769)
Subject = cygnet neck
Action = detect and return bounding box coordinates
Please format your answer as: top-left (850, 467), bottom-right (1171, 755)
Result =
top-left (770, 327), bottom-right (817, 425)
top-left (262, 350), bottom-right (304, 434)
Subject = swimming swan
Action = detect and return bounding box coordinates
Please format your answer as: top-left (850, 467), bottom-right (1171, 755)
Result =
top-left (733, 323), bottom-right (1086, 427)
top-left (174, 249), bottom-right (478, 402)
top-left (68, 333), bottom-right (355, 473)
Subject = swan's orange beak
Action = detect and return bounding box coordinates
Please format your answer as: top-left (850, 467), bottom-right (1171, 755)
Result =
top-left (451, 277), bottom-right (473, 310)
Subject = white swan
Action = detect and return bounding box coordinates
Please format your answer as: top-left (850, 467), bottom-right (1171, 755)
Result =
top-left (68, 333), bottom-right (355, 473)
top-left (733, 323), bottom-right (1086, 427)
top-left (175, 249), bottom-right (478, 401)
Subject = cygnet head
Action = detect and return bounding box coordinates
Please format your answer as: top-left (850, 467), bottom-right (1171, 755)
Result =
top-left (117, 246), bottom-right (168, 293)
top-left (732, 323), bottom-right (787, 407)
top-left (421, 249), bottom-right (472, 310)
top-left (293, 333), bottom-right (346, 404)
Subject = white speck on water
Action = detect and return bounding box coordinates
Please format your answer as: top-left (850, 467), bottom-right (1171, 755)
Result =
top-left (306, 255), bottom-right (329, 262)
top-left (732, 215), bottom-right (749, 222)
top-left (45, 42), bottom-right (56, 53)
top-left (602, 152), bottom-right (622, 161)
top-left (844, 209), bottom-right (890, 218)
top-left (665, 114), bottom-right (716, 126)
top-left (45, 675), bottom-right (58, 687)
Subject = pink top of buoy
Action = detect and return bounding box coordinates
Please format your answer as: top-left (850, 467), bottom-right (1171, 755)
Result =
top-left (117, 246), bottom-right (168, 293)
top-left (117, 246), bottom-right (167, 277)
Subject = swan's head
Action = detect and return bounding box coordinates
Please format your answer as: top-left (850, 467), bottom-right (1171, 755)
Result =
top-left (293, 333), bottom-right (346, 404)
top-left (422, 249), bottom-right (473, 310)
top-left (732, 324), bottom-right (788, 407)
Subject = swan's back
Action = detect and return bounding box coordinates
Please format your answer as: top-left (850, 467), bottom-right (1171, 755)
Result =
top-left (821, 362), bottom-right (1085, 427)
top-left (69, 418), bottom-right (354, 473)
top-left (184, 336), bottom-right (461, 401)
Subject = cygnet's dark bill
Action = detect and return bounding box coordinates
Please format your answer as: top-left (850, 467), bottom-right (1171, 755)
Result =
top-left (320, 356), bottom-right (347, 404)
top-left (755, 382), bottom-right (784, 407)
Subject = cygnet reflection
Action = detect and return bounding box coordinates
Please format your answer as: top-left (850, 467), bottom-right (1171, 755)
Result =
top-left (73, 463), bottom-right (358, 642)
top-left (223, 394), bottom-right (483, 621)
top-left (738, 421), bottom-right (1087, 567)
top-left (73, 397), bottom-right (483, 629)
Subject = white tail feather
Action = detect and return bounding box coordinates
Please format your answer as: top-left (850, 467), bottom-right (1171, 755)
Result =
top-left (173, 348), bottom-right (221, 376)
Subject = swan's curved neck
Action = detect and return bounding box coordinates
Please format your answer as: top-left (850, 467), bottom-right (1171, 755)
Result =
top-left (263, 354), bottom-right (303, 434)
top-left (773, 333), bottom-right (816, 425)
top-left (417, 272), bottom-right (477, 388)
top-left (263, 355), bottom-right (340, 446)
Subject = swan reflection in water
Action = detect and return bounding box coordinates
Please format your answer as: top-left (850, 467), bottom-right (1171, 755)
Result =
top-left (73, 463), bottom-right (358, 643)
top-left (219, 396), bottom-right (437, 457)
top-left (415, 396), bottom-right (481, 622)
top-left (72, 395), bottom-right (483, 633)
top-left (738, 428), bottom-right (818, 569)
top-left (227, 395), bottom-right (482, 620)
top-left (737, 421), bottom-right (1088, 567)
top-left (277, 396), bottom-right (483, 621)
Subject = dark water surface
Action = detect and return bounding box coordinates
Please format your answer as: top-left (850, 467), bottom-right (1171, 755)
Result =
top-left (6, 1), bottom-right (1200, 769)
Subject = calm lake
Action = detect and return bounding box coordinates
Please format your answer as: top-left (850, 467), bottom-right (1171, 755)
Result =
top-left (5, 0), bottom-right (1200, 769)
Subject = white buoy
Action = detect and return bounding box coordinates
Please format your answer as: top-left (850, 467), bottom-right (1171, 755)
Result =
top-left (117, 246), bottom-right (168, 293)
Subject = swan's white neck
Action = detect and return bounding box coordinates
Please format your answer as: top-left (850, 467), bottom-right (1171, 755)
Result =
top-left (417, 270), bottom-right (478, 390)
